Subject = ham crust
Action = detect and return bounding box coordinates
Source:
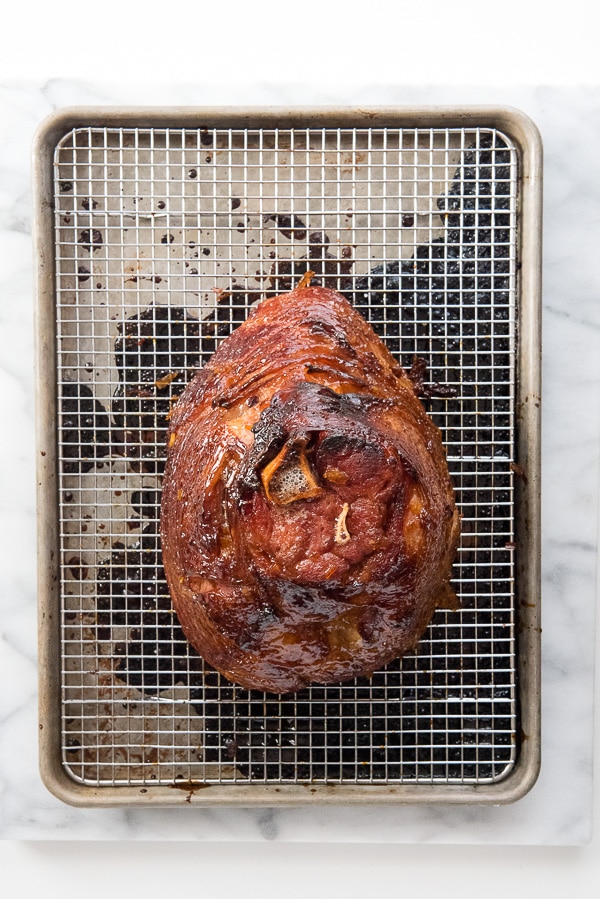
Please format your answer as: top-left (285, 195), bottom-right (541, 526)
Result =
top-left (160, 284), bottom-right (461, 692)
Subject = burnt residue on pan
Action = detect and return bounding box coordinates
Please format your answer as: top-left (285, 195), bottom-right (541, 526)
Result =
top-left (267, 230), bottom-right (354, 296)
top-left (97, 519), bottom-right (203, 693)
top-left (192, 650), bottom-right (514, 782)
top-left (61, 382), bottom-right (111, 473)
top-left (62, 133), bottom-right (516, 783)
top-left (110, 305), bottom-right (202, 475)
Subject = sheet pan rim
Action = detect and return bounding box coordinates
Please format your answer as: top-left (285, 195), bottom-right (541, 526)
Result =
top-left (34, 104), bottom-right (542, 808)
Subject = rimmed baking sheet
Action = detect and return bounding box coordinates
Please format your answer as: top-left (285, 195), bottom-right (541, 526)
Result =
top-left (34, 106), bottom-right (542, 806)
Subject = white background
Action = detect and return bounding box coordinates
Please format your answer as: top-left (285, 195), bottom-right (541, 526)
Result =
top-left (1, 2), bottom-right (598, 895)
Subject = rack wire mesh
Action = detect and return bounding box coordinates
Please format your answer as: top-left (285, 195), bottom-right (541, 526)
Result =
top-left (52, 123), bottom-right (519, 789)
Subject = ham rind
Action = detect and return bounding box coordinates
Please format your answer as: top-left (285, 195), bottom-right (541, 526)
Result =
top-left (160, 284), bottom-right (461, 693)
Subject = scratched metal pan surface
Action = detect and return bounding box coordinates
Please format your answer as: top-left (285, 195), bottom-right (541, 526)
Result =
top-left (34, 106), bottom-right (542, 807)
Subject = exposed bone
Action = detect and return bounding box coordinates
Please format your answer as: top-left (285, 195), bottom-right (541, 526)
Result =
top-left (261, 442), bottom-right (322, 505)
top-left (334, 502), bottom-right (351, 544)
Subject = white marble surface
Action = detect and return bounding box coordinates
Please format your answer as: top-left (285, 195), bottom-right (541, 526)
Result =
top-left (0, 80), bottom-right (598, 849)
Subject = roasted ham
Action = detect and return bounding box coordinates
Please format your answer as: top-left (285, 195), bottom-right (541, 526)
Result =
top-left (160, 283), bottom-right (461, 693)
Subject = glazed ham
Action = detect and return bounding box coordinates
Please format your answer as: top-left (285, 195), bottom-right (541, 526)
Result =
top-left (160, 283), bottom-right (461, 693)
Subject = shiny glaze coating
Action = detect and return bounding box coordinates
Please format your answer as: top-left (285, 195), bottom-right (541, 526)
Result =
top-left (160, 285), bottom-right (461, 692)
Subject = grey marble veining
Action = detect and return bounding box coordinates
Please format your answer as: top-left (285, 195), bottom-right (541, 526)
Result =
top-left (0, 80), bottom-right (597, 844)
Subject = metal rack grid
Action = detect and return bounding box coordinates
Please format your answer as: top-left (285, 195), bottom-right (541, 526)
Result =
top-left (52, 123), bottom-right (519, 789)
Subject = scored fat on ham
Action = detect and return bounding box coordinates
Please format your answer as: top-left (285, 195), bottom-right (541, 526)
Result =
top-left (160, 281), bottom-right (461, 693)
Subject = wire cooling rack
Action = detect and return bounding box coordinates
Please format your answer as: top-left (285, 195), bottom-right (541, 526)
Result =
top-left (35, 108), bottom-right (542, 805)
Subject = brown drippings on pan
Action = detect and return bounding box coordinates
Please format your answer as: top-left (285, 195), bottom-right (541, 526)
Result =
top-left (169, 780), bottom-right (212, 803)
top-left (268, 232), bottom-right (354, 296)
top-left (67, 556), bottom-right (89, 580)
top-left (72, 129), bottom-right (521, 785)
top-left (264, 213), bottom-right (307, 241)
top-left (510, 461), bottom-right (528, 483)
